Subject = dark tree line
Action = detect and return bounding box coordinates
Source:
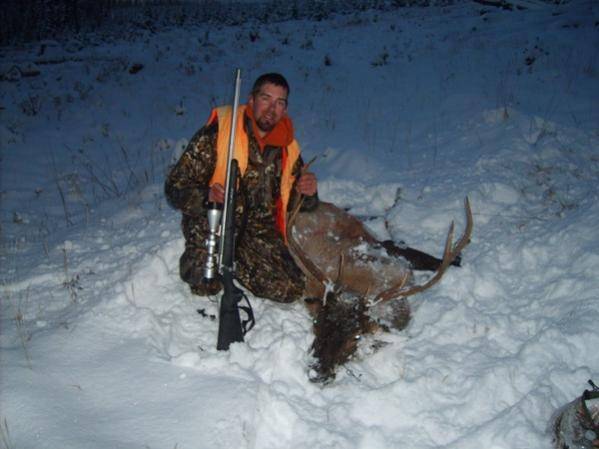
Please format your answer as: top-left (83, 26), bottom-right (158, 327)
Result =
top-left (1, 0), bottom-right (119, 45)
top-left (4, 0), bottom-right (563, 46)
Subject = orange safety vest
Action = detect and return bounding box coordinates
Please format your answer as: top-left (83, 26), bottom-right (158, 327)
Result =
top-left (206, 105), bottom-right (301, 243)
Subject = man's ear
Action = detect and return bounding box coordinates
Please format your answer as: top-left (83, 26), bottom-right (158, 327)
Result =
top-left (247, 94), bottom-right (254, 108)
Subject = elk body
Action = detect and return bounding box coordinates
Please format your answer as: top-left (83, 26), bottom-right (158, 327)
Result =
top-left (287, 199), bottom-right (473, 383)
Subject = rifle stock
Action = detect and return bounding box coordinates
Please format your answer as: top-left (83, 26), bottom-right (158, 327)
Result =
top-left (216, 161), bottom-right (246, 350)
top-left (216, 269), bottom-right (245, 350)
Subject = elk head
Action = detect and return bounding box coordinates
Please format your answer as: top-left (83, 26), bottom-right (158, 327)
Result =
top-left (287, 198), bottom-right (473, 384)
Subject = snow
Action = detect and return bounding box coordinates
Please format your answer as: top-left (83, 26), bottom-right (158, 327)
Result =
top-left (1, 1), bottom-right (599, 448)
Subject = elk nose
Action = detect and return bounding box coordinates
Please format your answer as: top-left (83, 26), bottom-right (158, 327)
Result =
top-left (308, 367), bottom-right (335, 384)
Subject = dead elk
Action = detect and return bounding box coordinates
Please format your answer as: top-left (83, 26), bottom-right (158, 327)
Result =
top-left (287, 199), bottom-right (473, 383)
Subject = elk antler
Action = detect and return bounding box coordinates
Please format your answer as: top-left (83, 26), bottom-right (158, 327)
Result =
top-left (288, 201), bottom-right (344, 300)
top-left (287, 163), bottom-right (346, 303)
top-left (374, 197), bottom-right (473, 303)
top-left (287, 157), bottom-right (326, 286)
top-left (286, 156), bottom-right (317, 221)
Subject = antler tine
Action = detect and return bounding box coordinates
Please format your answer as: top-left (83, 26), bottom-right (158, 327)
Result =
top-left (303, 156), bottom-right (317, 171)
top-left (286, 184), bottom-right (332, 288)
top-left (286, 156), bottom-right (317, 227)
top-left (370, 273), bottom-right (410, 305)
top-left (375, 197), bottom-right (473, 303)
top-left (334, 253), bottom-right (345, 294)
top-left (287, 211), bottom-right (329, 286)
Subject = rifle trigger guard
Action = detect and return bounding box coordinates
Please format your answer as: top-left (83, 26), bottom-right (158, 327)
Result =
top-left (238, 292), bottom-right (255, 335)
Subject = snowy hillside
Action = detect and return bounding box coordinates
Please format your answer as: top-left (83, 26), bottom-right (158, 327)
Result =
top-left (1, 1), bottom-right (598, 448)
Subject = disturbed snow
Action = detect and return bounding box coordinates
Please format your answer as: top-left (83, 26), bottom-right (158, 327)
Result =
top-left (1, 1), bottom-right (598, 448)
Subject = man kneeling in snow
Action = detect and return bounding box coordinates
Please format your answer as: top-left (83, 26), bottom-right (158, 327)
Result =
top-left (165, 73), bottom-right (319, 302)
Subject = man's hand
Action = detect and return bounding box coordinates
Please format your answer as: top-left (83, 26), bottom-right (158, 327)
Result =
top-left (296, 172), bottom-right (318, 196)
top-left (208, 183), bottom-right (225, 203)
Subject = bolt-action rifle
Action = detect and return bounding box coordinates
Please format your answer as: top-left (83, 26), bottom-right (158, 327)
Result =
top-left (203, 68), bottom-right (255, 350)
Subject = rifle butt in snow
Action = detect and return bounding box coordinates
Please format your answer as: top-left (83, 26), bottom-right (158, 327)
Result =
top-left (215, 158), bottom-right (248, 350)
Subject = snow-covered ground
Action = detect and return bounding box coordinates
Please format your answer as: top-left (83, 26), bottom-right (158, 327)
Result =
top-left (1, 1), bottom-right (598, 448)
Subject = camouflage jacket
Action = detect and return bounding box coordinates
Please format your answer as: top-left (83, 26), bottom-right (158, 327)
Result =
top-left (165, 114), bottom-right (318, 250)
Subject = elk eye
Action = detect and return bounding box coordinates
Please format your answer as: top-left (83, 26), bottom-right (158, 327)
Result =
top-left (355, 335), bottom-right (361, 340)
top-left (313, 319), bottom-right (318, 324)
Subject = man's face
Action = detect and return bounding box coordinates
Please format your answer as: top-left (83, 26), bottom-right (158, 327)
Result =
top-left (248, 82), bottom-right (288, 134)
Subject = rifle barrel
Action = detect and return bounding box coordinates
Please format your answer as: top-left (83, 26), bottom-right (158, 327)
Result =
top-left (218, 68), bottom-right (242, 271)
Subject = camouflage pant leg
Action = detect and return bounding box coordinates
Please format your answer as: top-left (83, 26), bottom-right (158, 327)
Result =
top-left (236, 233), bottom-right (306, 303)
top-left (180, 244), bottom-right (223, 295)
top-left (179, 212), bottom-right (224, 295)
top-left (179, 219), bottom-right (305, 301)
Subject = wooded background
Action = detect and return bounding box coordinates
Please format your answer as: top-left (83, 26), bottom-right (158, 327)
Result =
top-left (1, 0), bottom-right (467, 45)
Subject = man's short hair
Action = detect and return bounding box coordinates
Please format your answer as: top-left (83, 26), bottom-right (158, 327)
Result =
top-left (251, 73), bottom-right (290, 98)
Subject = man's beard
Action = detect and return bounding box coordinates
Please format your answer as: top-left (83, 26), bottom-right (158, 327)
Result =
top-left (256, 114), bottom-right (276, 133)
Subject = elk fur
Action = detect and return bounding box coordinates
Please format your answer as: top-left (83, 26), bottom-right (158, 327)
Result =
top-left (287, 199), bottom-right (473, 383)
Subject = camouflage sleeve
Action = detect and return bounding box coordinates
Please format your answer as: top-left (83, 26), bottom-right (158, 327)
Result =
top-left (291, 155), bottom-right (319, 212)
top-left (164, 123), bottom-right (218, 217)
